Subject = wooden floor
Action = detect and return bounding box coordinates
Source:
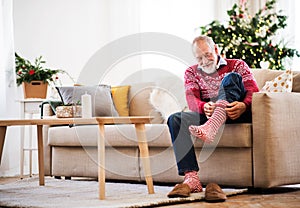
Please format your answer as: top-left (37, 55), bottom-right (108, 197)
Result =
top-left (163, 185), bottom-right (300, 208)
top-left (1, 176), bottom-right (299, 208)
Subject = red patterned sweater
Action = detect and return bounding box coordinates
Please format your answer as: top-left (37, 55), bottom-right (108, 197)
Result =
top-left (184, 59), bottom-right (259, 114)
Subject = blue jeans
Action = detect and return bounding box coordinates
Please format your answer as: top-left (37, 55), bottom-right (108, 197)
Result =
top-left (167, 72), bottom-right (251, 175)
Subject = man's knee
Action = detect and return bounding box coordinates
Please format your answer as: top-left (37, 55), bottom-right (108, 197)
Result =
top-left (223, 72), bottom-right (242, 84)
top-left (167, 112), bottom-right (182, 127)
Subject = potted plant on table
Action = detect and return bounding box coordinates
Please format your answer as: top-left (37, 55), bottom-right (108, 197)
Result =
top-left (15, 53), bottom-right (65, 99)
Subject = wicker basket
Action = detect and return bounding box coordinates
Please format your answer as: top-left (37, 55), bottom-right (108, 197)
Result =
top-left (22, 81), bottom-right (48, 99)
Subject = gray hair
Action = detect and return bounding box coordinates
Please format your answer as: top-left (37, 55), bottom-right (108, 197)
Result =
top-left (192, 35), bottom-right (215, 49)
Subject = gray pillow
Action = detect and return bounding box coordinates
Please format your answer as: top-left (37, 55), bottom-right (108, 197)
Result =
top-left (56, 85), bottom-right (119, 117)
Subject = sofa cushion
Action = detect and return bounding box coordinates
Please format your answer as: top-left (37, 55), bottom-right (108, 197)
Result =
top-left (111, 85), bottom-right (130, 116)
top-left (260, 70), bottom-right (293, 92)
top-left (47, 124), bottom-right (171, 147)
top-left (194, 123), bottom-right (252, 148)
top-left (128, 82), bottom-right (164, 124)
top-left (251, 69), bottom-right (300, 92)
top-left (56, 85), bottom-right (119, 117)
top-left (48, 123), bottom-right (251, 148)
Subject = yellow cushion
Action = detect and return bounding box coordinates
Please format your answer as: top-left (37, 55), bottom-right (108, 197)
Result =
top-left (111, 85), bottom-right (131, 116)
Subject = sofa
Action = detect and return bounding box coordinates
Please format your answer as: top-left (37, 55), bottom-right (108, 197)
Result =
top-left (41, 69), bottom-right (300, 188)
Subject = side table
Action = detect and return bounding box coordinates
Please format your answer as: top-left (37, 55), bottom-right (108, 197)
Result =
top-left (18, 99), bottom-right (44, 178)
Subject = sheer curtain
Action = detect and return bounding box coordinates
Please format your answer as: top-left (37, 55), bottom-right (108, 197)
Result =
top-left (279, 0), bottom-right (300, 69)
top-left (0, 0), bottom-right (20, 176)
top-left (0, 0), bottom-right (17, 117)
top-left (270, 0), bottom-right (299, 69)
top-left (214, 0), bottom-right (265, 22)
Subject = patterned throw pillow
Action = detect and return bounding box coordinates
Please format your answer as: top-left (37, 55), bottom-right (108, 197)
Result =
top-left (261, 70), bottom-right (293, 92)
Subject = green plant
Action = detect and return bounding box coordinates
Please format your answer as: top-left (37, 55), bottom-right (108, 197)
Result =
top-left (15, 53), bottom-right (64, 86)
top-left (200, 0), bottom-right (300, 70)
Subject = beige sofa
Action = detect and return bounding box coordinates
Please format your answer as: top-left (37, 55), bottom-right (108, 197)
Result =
top-left (42, 69), bottom-right (300, 188)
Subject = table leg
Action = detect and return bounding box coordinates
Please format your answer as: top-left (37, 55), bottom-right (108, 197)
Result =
top-left (28, 113), bottom-right (34, 177)
top-left (20, 126), bottom-right (25, 179)
top-left (97, 124), bottom-right (105, 200)
top-left (36, 125), bottom-right (45, 186)
top-left (20, 102), bottom-right (25, 179)
top-left (134, 123), bottom-right (154, 194)
top-left (0, 126), bottom-right (7, 165)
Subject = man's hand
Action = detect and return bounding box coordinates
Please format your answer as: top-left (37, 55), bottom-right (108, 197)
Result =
top-left (204, 101), bottom-right (216, 118)
top-left (225, 101), bottom-right (246, 120)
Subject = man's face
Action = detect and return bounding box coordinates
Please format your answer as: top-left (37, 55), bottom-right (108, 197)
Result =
top-left (193, 41), bottom-right (218, 74)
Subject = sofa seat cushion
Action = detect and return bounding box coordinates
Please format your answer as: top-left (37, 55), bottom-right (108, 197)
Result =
top-left (194, 123), bottom-right (252, 148)
top-left (48, 124), bottom-right (172, 147)
top-left (48, 123), bottom-right (252, 148)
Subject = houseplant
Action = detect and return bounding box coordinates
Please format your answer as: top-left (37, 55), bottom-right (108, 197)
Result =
top-left (15, 53), bottom-right (64, 98)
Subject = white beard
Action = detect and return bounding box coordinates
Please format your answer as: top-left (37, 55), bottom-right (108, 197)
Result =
top-left (201, 61), bottom-right (217, 74)
top-left (200, 54), bottom-right (218, 74)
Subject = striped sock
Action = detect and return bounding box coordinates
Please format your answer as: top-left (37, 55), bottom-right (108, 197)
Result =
top-left (189, 100), bottom-right (228, 143)
top-left (183, 171), bottom-right (203, 193)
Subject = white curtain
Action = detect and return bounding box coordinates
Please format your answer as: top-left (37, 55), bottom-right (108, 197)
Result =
top-left (214, 0), bottom-right (238, 21)
top-left (215, 0), bottom-right (268, 22)
top-left (277, 0), bottom-right (300, 69)
top-left (0, 0), bottom-right (16, 117)
top-left (0, 0), bottom-right (20, 176)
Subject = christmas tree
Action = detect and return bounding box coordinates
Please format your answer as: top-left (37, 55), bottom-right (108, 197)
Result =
top-left (200, 0), bottom-right (300, 70)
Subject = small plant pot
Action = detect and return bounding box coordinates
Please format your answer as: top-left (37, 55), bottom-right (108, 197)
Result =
top-left (22, 81), bottom-right (48, 99)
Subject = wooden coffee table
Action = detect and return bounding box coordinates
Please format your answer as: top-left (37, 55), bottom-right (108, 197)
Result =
top-left (0, 116), bottom-right (154, 200)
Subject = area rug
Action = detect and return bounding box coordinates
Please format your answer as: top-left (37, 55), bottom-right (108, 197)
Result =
top-left (0, 176), bottom-right (247, 208)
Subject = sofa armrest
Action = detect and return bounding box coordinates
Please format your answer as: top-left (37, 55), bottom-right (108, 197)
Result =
top-left (252, 92), bottom-right (300, 188)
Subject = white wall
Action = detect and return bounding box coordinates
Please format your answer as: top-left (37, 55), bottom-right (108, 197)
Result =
top-left (13, 0), bottom-right (110, 85)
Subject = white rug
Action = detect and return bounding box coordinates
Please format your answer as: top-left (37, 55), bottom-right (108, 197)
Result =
top-left (0, 176), bottom-right (247, 208)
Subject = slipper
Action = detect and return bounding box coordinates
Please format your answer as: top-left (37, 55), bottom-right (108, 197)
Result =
top-left (167, 183), bottom-right (191, 198)
top-left (205, 183), bottom-right (227, 202)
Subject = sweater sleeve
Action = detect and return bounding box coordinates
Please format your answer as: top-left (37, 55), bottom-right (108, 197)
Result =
top-left (184, 66), bottom-right (206, 114)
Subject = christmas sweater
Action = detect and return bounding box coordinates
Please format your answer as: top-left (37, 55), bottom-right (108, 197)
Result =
top-left (184, 58), bottom-right (259, 114)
